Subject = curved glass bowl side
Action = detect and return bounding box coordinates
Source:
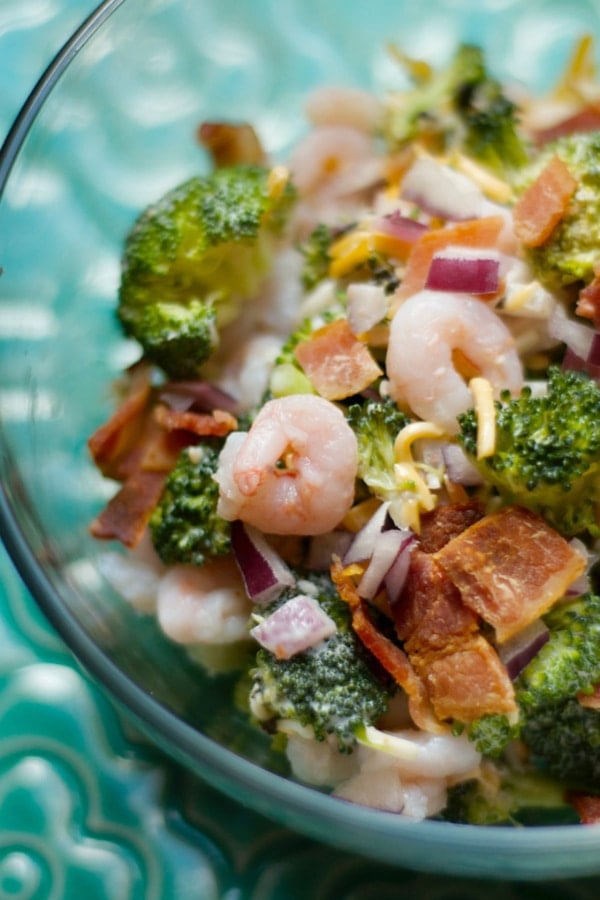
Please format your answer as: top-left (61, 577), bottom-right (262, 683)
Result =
top-left (2, 0), bottom-right (600, 880)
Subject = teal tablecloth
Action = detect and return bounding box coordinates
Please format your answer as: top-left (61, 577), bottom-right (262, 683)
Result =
top-left (2, 3), bottom-right (600, 897)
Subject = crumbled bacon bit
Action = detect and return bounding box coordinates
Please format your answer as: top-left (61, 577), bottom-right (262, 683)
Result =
top-left (331, 558), bottom-right (443, 733)
top-left (513, 155), bottom-right (577, 248)
top-left (197, 121), bottom-right (266, 167)
top-left (578, 684), bottom-right (600, 710)
top-left (576, 271), bottom-right (600, 327)
top-left (153, 404), bottom-right (238, 437)
top-left (567, 792), bottom-right (600, 825)
top-left (294, 318), bottom-right (382, 401)
top-left (433, 506), bottom-right (586, 643)
top-left (89, 469), bottom-right (166, 547)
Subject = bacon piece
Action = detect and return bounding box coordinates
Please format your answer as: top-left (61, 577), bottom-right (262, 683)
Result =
top-left (412, 636), bottom-right (516, 721)
top-left (197, 121), bottom-right (266, 167)
top-left (567, 792), bottom-right (600, 825)
top-left (88, 362), bottom-right (153, 480)
top-left (576, 271), bottom-right (600, 327)
top-left (513, 156), bottom-right (577, 248)
top-left (294, 318), bottom-right (382, 401)
top-left (433, 506), bottom-right (586, 643)
top-left (331, 559), bottom-right (443, 733)
top-left (89, 469), bottom-right (166, 547)
top-left (417, 501), bottom-right (485, 554)
top-left (578, 684), bottom-right (600, 710)
top-left (394, 550), bottom-right (479, 651)
top-left (153, 404), bottom-right (238, 438)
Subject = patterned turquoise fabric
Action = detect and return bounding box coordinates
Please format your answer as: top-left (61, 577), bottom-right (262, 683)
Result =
top-left (2, 2), bottom-right (600, 896)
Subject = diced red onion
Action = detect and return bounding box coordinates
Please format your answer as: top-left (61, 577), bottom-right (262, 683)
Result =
top-left (343, 502), bottom-right (390, 565)
top-left (425, 252), bottom-right (500, 295)
top-left (376, 210), bottom-right (428, 242)
top-left (566, 538), bottom-right (594, 596)
top-left (159, 380), bottom-right (239, 413)
top-left (498, 619), bottom-right (550, 680)
top-left (357, 528), bottom-right (412, 600)
top-left (230, 520), bottom-right (295, 604)
top-left (250, 593), bottom-right (337, 659)
top-left (561, 347), bottom-right (600, 381)
top-left (441, 442), bottom-right (485, 486)
top-left (549, 303), bottom-right (595, 361)
top-left (400, 157), bottom-right (489, 221)
top-left (306, 530), bottom-right (354, 571)
top-left (384, 533), bottom-right (417, 605)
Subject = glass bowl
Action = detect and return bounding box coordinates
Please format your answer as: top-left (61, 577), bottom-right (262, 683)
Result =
top-left (2, 0), bottom-right (600, 881)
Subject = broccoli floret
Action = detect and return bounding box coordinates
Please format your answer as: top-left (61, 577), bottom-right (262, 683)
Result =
top-left (518, 131), bottom-right (600, 287)
top-left (149, 443), bottom-right (231, 566)
top-left (250, 574), bottom-right (392, 751)
top-left (444, 764), bottom-right (572, 825)
top-left (118, 165), bottom-right (296, 378)
top-left (299, 223), bottom-right (335, 291)
top-left (457, 366), bottom-right (600, 537)
top-left (466, 593), bottom-right (600, 779)
top-left (383, 44), bottom-right (527, 173)
top-left (517, 592), bottom-right (600, 790)
top-left (346, 395), bottom-right (411, 501)
top-left (465, 714), bottom-right (518, 758)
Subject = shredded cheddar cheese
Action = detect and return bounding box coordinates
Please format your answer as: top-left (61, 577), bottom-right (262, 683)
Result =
top-left (469, 376), bottom-right (496, 459)
top-left (394, 420), bottom-right (445, 463)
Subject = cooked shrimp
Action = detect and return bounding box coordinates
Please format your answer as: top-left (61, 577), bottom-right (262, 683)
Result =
top-left (304, 85), bottom-right (382, 133)
top-left (215, 394), bottom-right (358, 535)
top-left (156, 557), bottom-right (252, 645)
top-left (386, 290), bottom-right (524, 433)
top-left (288, 125), bottom-right (384, 236)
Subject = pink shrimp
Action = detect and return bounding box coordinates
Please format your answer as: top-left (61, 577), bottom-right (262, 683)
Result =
top-left (215, 394), bottom-right (358, 535)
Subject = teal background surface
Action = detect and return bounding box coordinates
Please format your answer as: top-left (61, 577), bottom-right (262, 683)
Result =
top-left (3, 1), bottom-right (600, 896)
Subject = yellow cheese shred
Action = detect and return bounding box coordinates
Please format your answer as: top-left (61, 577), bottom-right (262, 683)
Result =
top-left (469, 376), bottom-right (496, 459)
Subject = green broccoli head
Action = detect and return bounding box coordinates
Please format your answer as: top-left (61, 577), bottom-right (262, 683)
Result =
top-left (250, 574), bottom-right (392, 751)
top-left (516, 131), bottom-right (600, 288)
top-left (466, 593), bottom-right (600, 769)
top-left (518, 592), bottom-right (600, 709)
top-left (129, 299), bottom-right (218, 381)
top-left (383, 43), bottom-right (527, 173)
top-left (521, 696), bottom-right (600, 791)
top-left (298, 223), bottom-right (335, 292)
top-left (118, 164), bottom-right (296, 378)
top-left (346, 395), bottom-right (410, 500)
top-left (457, 366), bottom-right (600, 537)
top-left (443, 764), bottom-right (572, 825)
top-left (149, 442), bottom-right (231, 567)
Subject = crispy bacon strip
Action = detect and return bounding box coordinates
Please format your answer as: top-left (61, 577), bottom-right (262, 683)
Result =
top-left (433, 506), bottom-right (586, 643)
top-left (331, 558), bottom-right (443, 733)
top-left (411, 637), bottom-right (516, 721)
top-left (197, 121), bottom-right (266, 167)
top-left (294, 318), bottom-right (382, 401)
top-left (394, 550), bottom-right (479, 652)
top-left (578, 684), bottom-right (600, 710)
top-left (534, 105), bottom-right (600, 144)
top-left (88, 362), bottom-right (153, 480)
top-left (90, 469), bottom-right (166, 547)
top-left (417, 501), bottom-right (485, 554)
top-left (513, 155), bottom-right (577, 248)
top-left (567, 792), bottom-right (600, 825)
top-left (576, 270), bottom-right (600, 327)
top-left (153, 404), bottom-right (238, 437)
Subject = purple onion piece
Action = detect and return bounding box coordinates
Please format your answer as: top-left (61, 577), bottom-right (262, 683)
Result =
top-left (159, 379), bottom-right (239, 413)
top-left (343, 502), bottom-right (390, 565)
top-left (250, 593), bottom-right (337, 659)
top-left (230, 520), bottom-right (295, 604)
top-left (357, 528), bottom-right (411, 600)
top-left (384, 534), bottom-right (416, 605)
top-left (425, 254), bottom-right (500, 295)
top-left (441, 442), bottom-right (484, 486)
top-left (306, 530), bottom-right (354, 571)
top-left (498, 618), bottom-right (550, 680)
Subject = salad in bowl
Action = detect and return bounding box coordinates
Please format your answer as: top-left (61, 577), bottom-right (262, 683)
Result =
top-left (87, 34), bottom-right (600, 828)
